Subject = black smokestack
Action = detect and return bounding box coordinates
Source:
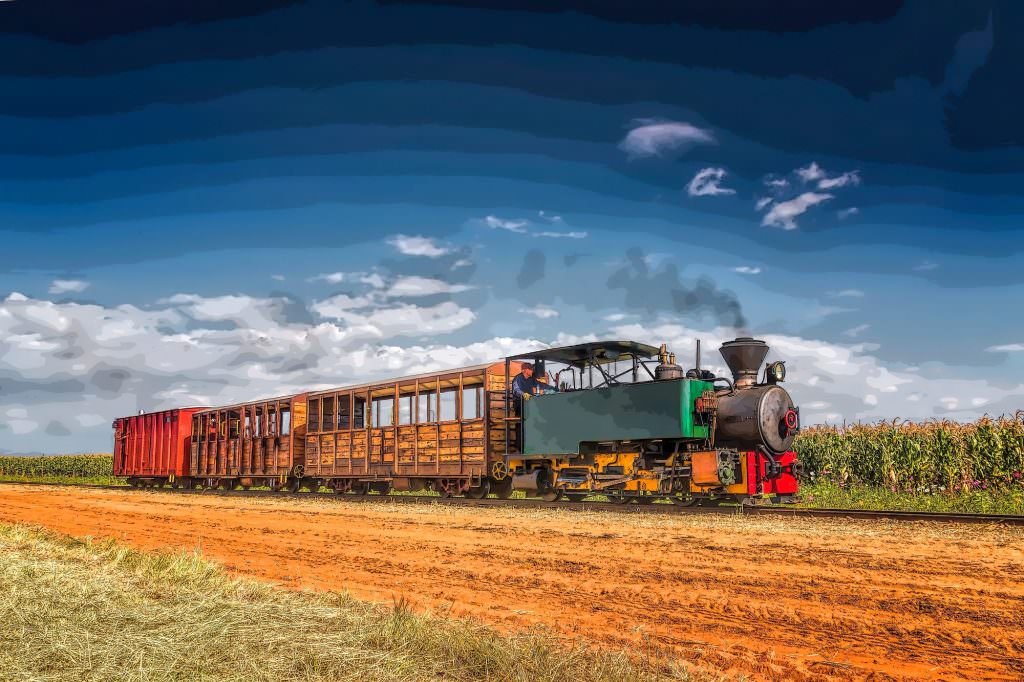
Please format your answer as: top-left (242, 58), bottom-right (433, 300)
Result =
top-left (719, 337), bottom-right (768, 387)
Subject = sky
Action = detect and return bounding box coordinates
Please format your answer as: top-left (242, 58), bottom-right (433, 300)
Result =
top-left (1, 0), bottom-right (1023, 453)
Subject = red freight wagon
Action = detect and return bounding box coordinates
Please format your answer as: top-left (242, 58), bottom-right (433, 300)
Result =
top-left (113, 408), bottom-right (199, 487)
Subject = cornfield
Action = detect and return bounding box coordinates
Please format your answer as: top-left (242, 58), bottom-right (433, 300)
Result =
top-left (0, 454), bottom-right (115, 481)
top-left (794, 412), bottom-right (1024, 493)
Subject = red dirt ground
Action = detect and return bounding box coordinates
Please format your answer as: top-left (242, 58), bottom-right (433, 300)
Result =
top-left (1, 484), bottom-right (1022, 681)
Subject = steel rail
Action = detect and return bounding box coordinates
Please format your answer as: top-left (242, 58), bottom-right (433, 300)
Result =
top-left (1, 480), bottom-right (1022, 526)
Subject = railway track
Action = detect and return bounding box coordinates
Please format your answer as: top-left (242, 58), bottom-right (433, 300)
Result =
top-left (2, 479), bottom-right (1023, 526)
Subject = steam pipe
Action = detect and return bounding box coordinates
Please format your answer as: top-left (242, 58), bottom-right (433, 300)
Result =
top-left (712, 376), bottom-right (734, 392)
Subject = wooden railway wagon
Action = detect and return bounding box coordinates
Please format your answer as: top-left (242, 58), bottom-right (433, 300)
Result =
top-left (113, 408), bottom-right (199, 486)
top-left (187, 394), bottom-right (307, 490)
top-left (304, 361), bottom-right (521, 497)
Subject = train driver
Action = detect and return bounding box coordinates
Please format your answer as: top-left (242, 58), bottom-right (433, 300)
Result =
top-left (512, 363), bottom-right (559, 414)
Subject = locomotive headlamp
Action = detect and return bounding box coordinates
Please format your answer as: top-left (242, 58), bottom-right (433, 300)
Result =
top-left (768, 361), bottom-right (786, 383)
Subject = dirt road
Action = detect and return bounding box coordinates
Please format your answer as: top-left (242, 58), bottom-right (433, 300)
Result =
top-left (1, 484), bottom-right (1021, 681)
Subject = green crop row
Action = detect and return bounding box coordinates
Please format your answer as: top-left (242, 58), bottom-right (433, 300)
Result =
top-left (0, 454), bottom-right (115, 481)
top-left (793, 413), bottom-right (1024, 493)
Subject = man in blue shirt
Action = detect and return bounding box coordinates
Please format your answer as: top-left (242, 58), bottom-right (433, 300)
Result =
top-left (512, 363), bottom-right (558, 414)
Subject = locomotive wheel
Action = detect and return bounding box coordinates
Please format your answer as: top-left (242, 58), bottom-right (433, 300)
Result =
top-left (491, 477), bottom-right (513, 499)
top-left (671, 493), bottom-right (698, 507)
top-left (465, 480), bottom-right (490, 499)
top-left (609, 493), bottom-right (630, 505)
top-left (565, 493), bottom-right (587, 502)
top-left (541, 489), bottom-right (563, 503)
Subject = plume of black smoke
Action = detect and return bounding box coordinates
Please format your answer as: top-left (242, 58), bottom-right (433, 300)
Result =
top-left (516, 249), bottom-right (546, 288)
top-left (607, 248), bottom-right (747, 330)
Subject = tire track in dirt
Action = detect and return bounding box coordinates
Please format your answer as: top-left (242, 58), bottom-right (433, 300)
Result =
top-left (2, 484), bottom-right (1022, 681)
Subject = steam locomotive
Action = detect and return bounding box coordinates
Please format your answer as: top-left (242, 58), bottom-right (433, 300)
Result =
top-left (113, 337), bottom-right (800, 505)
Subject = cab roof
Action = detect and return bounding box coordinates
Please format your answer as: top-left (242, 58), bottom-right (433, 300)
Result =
top-left (508, 340), bottom-right (660, 367)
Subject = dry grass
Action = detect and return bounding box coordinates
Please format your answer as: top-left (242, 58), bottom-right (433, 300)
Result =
top-left (0, 523), bottom-right (696, 682)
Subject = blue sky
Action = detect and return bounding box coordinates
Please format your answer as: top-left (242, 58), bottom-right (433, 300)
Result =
top-left (1, 0), bottom-right (1022, 452)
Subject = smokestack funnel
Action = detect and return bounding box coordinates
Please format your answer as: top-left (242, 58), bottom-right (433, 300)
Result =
top-left (719, 337), bottom-right (768, 388)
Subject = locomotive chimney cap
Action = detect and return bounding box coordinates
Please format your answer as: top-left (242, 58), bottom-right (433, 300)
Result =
top-left (719, 337), bottom-right (769, 384)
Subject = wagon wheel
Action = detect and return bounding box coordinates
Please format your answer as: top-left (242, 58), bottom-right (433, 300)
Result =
top-left (491, 461), bottom-right (509, 481)
top-left (369, 481), bottom-right (390, 495)
top-left (286, 477), bottom-right (301, 493)
top-left (434, 479), bottom-right (455, 498)
top-left (465, 479), bottom-right (490, 499)
top-left (491, 476), bottom-right (514, 499)
top-left (350, 482), bottom-right (370, 495)
top-left (304, 478), bottom-right (321, 493)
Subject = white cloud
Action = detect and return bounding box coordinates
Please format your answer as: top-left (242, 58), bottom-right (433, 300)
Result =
top-left (733, 266), bottom-right (762, 275)
top-left (914, 261), bottom-right (939, 272)
top-left (308, 272), bottom-right (346, 284)
top-left (794, 161), bottom-right (827, 183)
top-left (830, 289), bottom-right (864, 298)
top-left (686, 167), bottom-right (735, 197)
top-left (386, 276), bottom-right (474, 297)
top-left (534, 230), bottom-right (588, 239)
top-left (483, 215), bottom-right (528, 233)
top-left (48, 279), bottom-right (89, 295)
top-left (843, 324), bottom-right (870, 338)
top-left (537, 210), bottom-right (564, 224)
top-left (388, 234), bottom-right (451, 258)
top-left (761, 192), bottom-right (834, 230)
top-left (795, 162), bottom-right (826, 183)
top-left (764, 176), bottom-right (789, 190)
top-left (837, 207), bottom-right (860, 219)
top-left (518, 306), bottom-right (559, 319)
top-left (309, 293), bottom-right (376, 317)
top-left (271, 274), bottom-right (286, 281)
top-left (479, 214), bottom-right (586, 239)
top-left (864, 394), bottom-right (878, 406)
top-left (819, 172), bottom-right (861, 190)
top-left (755, 197), bottom-right (773, 211)
top-left (451, 259), bottom-right (473, 270)
top-left (618, 119), bottom-right (715, 159)
top-left (358, 273), bottom-right (385, 289)
top-left (986, 343), bottom-right (1024, 352)
top-left (603, 313), bottom-right (629, 322)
